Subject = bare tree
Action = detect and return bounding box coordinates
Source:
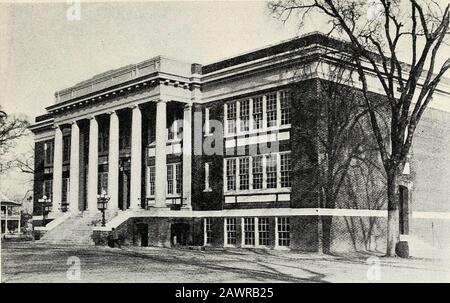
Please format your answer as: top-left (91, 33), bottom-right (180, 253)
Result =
top-left (269, 0), bottom-right (450, 256)
top-left (0, 106), bottom-right (30, 173)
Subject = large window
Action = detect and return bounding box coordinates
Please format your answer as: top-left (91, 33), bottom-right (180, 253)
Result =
top-left (226, 218), bottom-right (237, 246)
top-left (62, 178), bottom-right (70, 205)
top-left (280, 91), bottom-right (291, 125)
top-left (280, 153), bottom-right (291, 188)
top-left (226, 159), bottom-right (236, 191)
top-left (277, 217), bottom-right (290, 247)
top-left (266, 93), bottom-right (277, 128)
top-left (204, 218), bottom-right (212, 245)
top-left (243, 217), bottom-right (256, 246)
top-left (99, 130), bottom-right (109, 153)
top-left (226, 102), bottom-right (237, 134)
top-left (258, 217), bottom-right (270, 246)
top-left (266, 154), bottom-right (277, 189)
top-left (147, 163), bottom-right (181, 197)
top-left (225, 152), bottom-right (291, 192)
top-left (240, 99), bottom-right (249, 132)
top-left (166, 163), bottom-right (182, 195)
top-left (252, 97), bottom-right (263, 130)
top-left (225, 90), bottom-right (291, 136)
top-left (239, 157), bottom-right (249, 190)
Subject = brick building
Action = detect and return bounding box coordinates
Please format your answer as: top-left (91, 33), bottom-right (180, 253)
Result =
top-left (30, 33), bottom-right (450, 253)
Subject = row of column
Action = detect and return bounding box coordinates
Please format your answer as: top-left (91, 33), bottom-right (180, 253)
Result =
top-left (51, 100), bottom-right (192, 214)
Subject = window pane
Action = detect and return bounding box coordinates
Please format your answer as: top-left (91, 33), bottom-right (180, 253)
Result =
top-left (258, 217), bottom-right (270, 246)
top-left (226, 218), bottom-right (237, 245)
top-left (280, 91), bottom-right (291, 125)
top-left (280, 153), bottom-right (292, 188)
top-left (266, 93), bottom-right (277, 128)
top-left (149, 166), bottom-right (155, 196)
top-left (277, 217), bottom-right (290, 246)
top-left (244, 217), bottom-right (255, 246)
top-left (252, 97), bottom-right (263, 130)
top-left (266, 154), bottom-right (277, 189)
top-left (240, 99), bottom-right (249, 132)
top-left (175, 163), bottom-right (182, 194)
top-left (239, 157), bottom-right (249, 190)
top-left (226, 159), bottom-right (236, 191)
top-left (167, 165), bottom-right (173, 194)
top-left (227, 102), bottom-right (237, 134)
top-left (205, 218), bottom-right (212, 245)
top-left (252, 156), bottom-right (263, 190)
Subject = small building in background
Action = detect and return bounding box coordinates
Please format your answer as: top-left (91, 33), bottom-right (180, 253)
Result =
top-left (1, 192), bottom-right (22, 238)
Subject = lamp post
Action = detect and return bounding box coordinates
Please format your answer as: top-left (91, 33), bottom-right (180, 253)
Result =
top-left (38, 195), bottom-right (52, 226)
top-left (97, 190), bottom-right (110, 227)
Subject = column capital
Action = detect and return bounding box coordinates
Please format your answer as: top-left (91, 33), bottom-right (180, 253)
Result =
top-left (70, 120), bottom-right (79, 126)
top-left (89, 115), bottom-right (97, 121)
top-left (108, 110), bottom-right (118, 116)
top-left (156, 98), bottom-right (169, 104)
top-left (183, 102), bottom-right (193, 110)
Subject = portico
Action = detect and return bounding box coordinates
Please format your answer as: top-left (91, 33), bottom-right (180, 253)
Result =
top-left (45, 56), bottom-right (195, 217)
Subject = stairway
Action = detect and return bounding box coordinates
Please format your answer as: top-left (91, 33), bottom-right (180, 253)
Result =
top-left (39, 212), bottom-right (102, 246)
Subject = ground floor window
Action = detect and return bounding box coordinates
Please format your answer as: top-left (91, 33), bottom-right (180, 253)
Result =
top-left (277, 217), bottom-right (290, 247)
top-left (42, 179), bottom-right (53, 200)
top-left (204, 218), bottom-right (212, 245)
top-left (225, 218), bottom-right (237, 246)
top-left (243, 217), bottom-right (255, 246)
top-left (258, 217), bottom-right (270, 246)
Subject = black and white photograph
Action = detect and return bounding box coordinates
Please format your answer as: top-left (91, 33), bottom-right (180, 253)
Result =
top-left (1, 0), bottom-right (450, 287)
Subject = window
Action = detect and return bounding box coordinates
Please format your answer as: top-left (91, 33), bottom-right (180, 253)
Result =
top-left (266, 93), bottom-right (277, 127)
top-left (204, 162), bottom-right (211, 191)
top-left (175, 163), bottom-right (182, 194)
top-left (227, 102), bottom-right (237, 134)
top-left (240, 99), bottom-right (249, 132)
top-left (280, 91), bottom-right (291, 125)
top-left (226, 158), bottom-right (236, 191)
top-left (204, 218), bottom-right (212, 245)
top-left (98, 172), bottom-right (108, 195)
top-left (44, 141), bottom-right (54, 166)
top-left (277, 217), bottom-right (290, 247)
top-left (165, 163), bottom-right (182, 196)
top-left (252, 97), bottom-right (263, 130)
top-left (243, 217), bottom-right (256, 246)
top-left (258, 217), bottom-right (270, 246)
top-left (43, 179), bottom-right (53, 200)
top-left (252, 156), bottom-right (263, 190)
top-left (63, 136), bottom-right (71, 162)
top-left (280, 153), bottom-right (291, 188)
top-left (167, 165), bottom-right (174, 195)
top-left (148, 166), bottom-right (155, 196)
top-left (226, 218), bottom-right (237, 246)
top-left (266, 154), bottom-right (277, 189)
top-left (239, 157), bottom-right (249, 190)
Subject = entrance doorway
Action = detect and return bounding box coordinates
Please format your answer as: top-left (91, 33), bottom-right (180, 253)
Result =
top-left (171, 223), bottom-right (190, 246)
top-left (136, 223), bottom-right (148, 247)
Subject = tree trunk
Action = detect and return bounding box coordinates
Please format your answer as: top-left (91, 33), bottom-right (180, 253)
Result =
top-left (386, 170), bottom-right (400, 257)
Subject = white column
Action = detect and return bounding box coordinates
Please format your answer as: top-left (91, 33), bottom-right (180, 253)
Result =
top-left (87, 116), bottom-right (99, 212)
top-left (155, 100), bottom-right (167, 207)
top-left (69, 121), bottom-right (80, 213)
top-left (17, 210), bottom-right (21, 234)
top-left (108, 111), bottom-right (120, 210)
top-left (129, 105), bottom-right (142, 210)
top-left (52, 125), bottom-right (63, 214)
top-left (182, 103), bottom-right (192, 209)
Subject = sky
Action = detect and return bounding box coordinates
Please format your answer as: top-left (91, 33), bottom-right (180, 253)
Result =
top-left (0, 0), bottom-right (308, 118)
top-left (0, 0), bottom-right (449, 201)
